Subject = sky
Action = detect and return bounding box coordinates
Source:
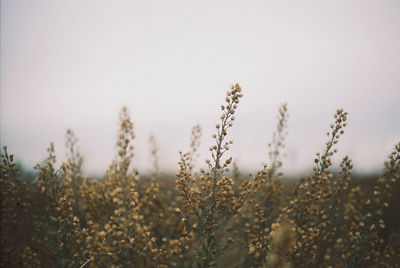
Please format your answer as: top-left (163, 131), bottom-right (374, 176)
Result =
top-left (1, 0), bottom-right (399, 176)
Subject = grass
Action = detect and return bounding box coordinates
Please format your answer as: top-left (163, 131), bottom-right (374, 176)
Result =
top-left (1, 83), bottom-right (399, 267)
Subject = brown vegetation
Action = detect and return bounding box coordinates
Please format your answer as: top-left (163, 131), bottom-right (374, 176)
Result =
top-left (1, 84), bottom-right (399, 267)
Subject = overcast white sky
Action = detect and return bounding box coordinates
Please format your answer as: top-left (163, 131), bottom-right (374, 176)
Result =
top-left (1, 0), bottom-right (399, 176)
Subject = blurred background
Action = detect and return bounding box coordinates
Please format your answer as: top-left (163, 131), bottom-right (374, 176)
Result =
top-left (1, 0), bottom-right (399, 176)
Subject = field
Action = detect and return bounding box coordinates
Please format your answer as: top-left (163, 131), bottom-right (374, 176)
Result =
top-left (1, 84), bottom-right (399, 267)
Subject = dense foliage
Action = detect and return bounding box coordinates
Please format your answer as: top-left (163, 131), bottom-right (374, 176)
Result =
top-left (1, 84), bottom-right (399, 267)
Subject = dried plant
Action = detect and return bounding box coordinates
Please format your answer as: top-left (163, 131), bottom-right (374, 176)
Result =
top-left (176, 84), bottom-right (270, 267)
top-left (148, 135), bottom-right (160, 177)
top-left (1, 85), bottom-right (399, 268)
